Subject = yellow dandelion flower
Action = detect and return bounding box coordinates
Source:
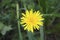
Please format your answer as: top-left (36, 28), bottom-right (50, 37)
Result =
top-left (20, 9), bottom-right (44, 32)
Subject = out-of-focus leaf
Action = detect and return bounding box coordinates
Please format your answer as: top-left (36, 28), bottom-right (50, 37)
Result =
top-left (2, 0), bottom-right (11, 6)
top-left (39, 0), bottom-right (46, 13)
top-left (1, 25), bottom-right (12, 35)
top-left (0, 22), bottom-right (4, 30)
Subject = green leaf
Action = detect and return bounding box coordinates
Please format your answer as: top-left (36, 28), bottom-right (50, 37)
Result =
top-left (0, 22), bottom-right (4, 30)
top-left (1, 25), bottom-right (12, 35)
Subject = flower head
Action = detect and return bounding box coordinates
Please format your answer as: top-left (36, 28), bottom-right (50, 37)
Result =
top-left (21, 9), bottom-right (44, 32)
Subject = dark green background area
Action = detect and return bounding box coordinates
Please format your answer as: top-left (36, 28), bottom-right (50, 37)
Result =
top-left (0, 0), bottom-right (60, 40)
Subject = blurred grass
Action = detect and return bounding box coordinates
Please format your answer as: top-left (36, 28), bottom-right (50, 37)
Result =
top-left (0, 0), bottom-right (60, 40)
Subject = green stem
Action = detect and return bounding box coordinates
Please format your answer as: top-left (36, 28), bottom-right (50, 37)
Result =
top-left (38, 0), bottom-right (44, 40)
top-left (16, 3), bottom-right (23, 40)
top-left (27, 31), bottom-right (33, 40)
top-left (40, 26), bottom-right (44, 40)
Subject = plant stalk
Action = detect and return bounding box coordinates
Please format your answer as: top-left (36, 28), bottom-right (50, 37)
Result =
top-left (16, 3), bottom-right (23, 40)
top-left (40, 26), bottom-right (44, 40)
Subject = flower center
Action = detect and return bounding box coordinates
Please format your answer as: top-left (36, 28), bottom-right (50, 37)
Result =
top-left (30, 18), bottom-right (33, 23)
top-left (28, 17), bottom-right (36, 25)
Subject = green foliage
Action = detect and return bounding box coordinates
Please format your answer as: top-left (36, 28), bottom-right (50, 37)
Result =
top-left (1, 25), bottom-right (12, 35)
top-left (0, 22), bottom-right (12, 35)
top-left (0, 22), bottom-right (4, 31)
top-left (0, 0), bottom-right (60, 40)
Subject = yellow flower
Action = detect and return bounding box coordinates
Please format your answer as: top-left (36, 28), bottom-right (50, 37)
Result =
top-left (21, 9), bottom-right (44, 32)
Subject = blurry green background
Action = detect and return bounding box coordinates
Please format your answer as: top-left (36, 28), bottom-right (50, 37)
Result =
top-left (0, 0), bottom-right (60, 40)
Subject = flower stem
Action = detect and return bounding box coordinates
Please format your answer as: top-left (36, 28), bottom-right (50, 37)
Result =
top-left (40, 26), bottom-right (44, 40)
top-left (27, 31), bottom-right (33, 40)
top-left (16, 3), bottom-right (23, 40)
